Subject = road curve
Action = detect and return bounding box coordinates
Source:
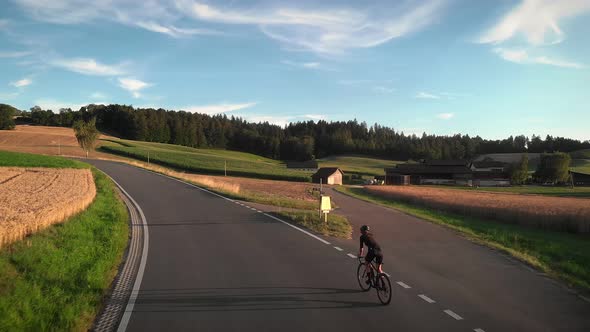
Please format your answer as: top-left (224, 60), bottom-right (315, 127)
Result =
top-left (88, 160), bottom-right (590, 331)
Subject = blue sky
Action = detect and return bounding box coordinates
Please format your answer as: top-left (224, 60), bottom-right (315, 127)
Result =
top-left (1, 0), bottom-right (589, 140)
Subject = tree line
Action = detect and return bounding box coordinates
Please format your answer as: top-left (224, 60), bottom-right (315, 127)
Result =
top-left (9, 103), bottom-right (590, 161)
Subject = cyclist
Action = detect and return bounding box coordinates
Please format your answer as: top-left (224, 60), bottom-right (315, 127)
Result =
top-left (358, 225), bottom-right (384, 278)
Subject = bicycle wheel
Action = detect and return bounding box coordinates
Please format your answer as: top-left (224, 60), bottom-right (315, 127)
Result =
top-left (356, 263), bottom-right (371, 291)
top-left (376, 274), bottom-right (392, 305)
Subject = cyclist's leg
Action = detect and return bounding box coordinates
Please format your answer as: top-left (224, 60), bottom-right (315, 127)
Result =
top-left (375, 250), bottom-right (384, 274)
top-left (365, 250), bottom-right (376, 278)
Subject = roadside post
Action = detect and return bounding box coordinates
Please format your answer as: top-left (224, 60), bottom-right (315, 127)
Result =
top-left (320, 195), bottom-right (332, 223)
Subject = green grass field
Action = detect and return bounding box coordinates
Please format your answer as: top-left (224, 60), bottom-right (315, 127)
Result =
top-left (99, 139), bottom-right (312, 182)
top-left (570, 149), bottom-right (590, 160)
top-left (0, 150), bottom-right (88, 168)
top-left (420, 184), bottom-right (590, 198)
top-left (337, 186), bottom-right (590, 292)
top-left (317, 155), bottom-right (400, 177)
top-left (0, 151), bottom-right (128, 331)
top-left (571, 158), bottom-right (590, 175)
top-left (272, 211), bottom-right (352, 239)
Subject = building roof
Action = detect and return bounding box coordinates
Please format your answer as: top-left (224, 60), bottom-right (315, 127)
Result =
top-left (472, 161), bottom-right (508, 168)
top-left (312, 167), bottom-right (343, 178)
top-left (386, 164), bottom-right (472, 175)
top-left (425, 159), bottom-right (470, 167)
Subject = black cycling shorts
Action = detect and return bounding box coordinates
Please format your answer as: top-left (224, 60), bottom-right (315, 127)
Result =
top-left (365, 249), bottom-right (383, 265)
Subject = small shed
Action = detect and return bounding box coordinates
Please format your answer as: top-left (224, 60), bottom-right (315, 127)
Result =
top-left (571, 171), bottom-right (590, 186)
top-left (312, 167), bottom-right (344, 185)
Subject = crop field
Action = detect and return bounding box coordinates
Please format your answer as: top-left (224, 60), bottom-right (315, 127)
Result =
top-left (118, 159), bottom-right (320, 209)
top-left (100, 139), bottom-right (313, 182)
top-left (317, 155), bottom-right (399, 176)
top-left (365, 185), bottom-right (590, 233)
top-left (0, 125), bottom-right (114, 158)
top-left (0, 167), bottom-right (96, 247)
top-left (420, 184), bottom-right (590, 198)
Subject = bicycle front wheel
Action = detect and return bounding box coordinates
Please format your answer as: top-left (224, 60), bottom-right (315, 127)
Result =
top-left (356, 263), bottom-right (371, 291)
top-left (376, 274), bottom-right (392, 305)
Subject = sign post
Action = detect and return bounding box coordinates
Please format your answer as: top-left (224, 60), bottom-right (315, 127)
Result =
top-left (320, 195), bottom-right (332, 223)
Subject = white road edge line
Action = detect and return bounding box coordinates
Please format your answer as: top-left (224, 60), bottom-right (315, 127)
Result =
top-left (347, 253), bottom-right (357, 258)
top-left (396, 281), bottom-right (411, 289)
top-left (444, 309), bottom-right (464, 320)
top-left (334, 246), bottom-right (343, 251)
top-left (107, 176), bottom-right (149, 332)
top-left (418, 294), bottom-right (436, 303)
top-left (474, 328), bottom-right (486, 332)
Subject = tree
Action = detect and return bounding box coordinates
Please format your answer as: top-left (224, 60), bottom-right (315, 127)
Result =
top-left (534, 152), bottom-right (571, 184)
top-left (73, 118), bottom-right (100, 158)
top-left (510, 154), bottom-right (529, 185)
top-left (0, 104), bottom-right (17, 130)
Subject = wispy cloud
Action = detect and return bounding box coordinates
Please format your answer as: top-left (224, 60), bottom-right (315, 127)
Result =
top-left (281, 60), bottom-right (323, 70)
top-left (479, 0), bottom-right (590, 45)
top-left (33, 99), bottom-right (107, 111)
top-left (304, 114), bottom-right (326, 121)
top-left (50, 57), bottom-right (125, 76)
top-left (373, 86), bottom-right (395, 94)
top-left (10, 78), bottom-right (32, 88)
top-left (90, 92), bottom-right (107, 100)
top-left (415, 91), bottom-right (440, 99)
top-left (0, 92), bottom-right (19, 99)
top-left (436, 113), bottom-right (454, 120)
top-left (179, 1), bottom-right (445, 54)
top-left (0, 50), bottom-right (33, 58)
top-left (183, 102), bottom-right (257, 115)
top-left (118, 78), bottom-right (152, 98)
top-left (135, 21), bottom-right (221, 38)
top-left (493, 48), bottom-right (585, 68)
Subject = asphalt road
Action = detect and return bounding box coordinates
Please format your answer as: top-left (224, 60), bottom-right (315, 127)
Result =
top-left (88, 160), bottom-right (590, 331)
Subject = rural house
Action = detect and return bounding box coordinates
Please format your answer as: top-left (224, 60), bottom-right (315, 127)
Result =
top-left (312, 167), bottom-right (343, 185)
top-left (385, 159), bottom-right (510, 187)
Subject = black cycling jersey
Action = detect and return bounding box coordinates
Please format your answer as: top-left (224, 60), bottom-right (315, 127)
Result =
top-left (360, 232), bottom-right (381, 251)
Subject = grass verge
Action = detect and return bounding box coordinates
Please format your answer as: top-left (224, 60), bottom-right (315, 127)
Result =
top-left (0, 168), bottom-right (129, 331)
top-left (336, 186), bottom-right (590, 292)
top-left (271, 211), bottom-right (352, 239)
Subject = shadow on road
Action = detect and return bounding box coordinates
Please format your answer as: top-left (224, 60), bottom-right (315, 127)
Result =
top-left (130, 286), bottom-right (380, 312)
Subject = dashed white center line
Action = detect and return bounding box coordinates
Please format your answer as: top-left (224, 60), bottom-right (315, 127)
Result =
top-left (418, 294), bottom-right (436, 303)
top-left (334, 246), bottom-right (343, 251)
top-left (396, 281), bottom-right (411, 289)
top-left (347, 253), bottom-right (357, 258)
top-left (474, 329), bottom-right (486, 332)
top-left (444, 309), bottom-right (463, 320)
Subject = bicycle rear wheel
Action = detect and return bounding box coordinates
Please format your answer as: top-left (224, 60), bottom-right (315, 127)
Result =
top-left (376, 274), bottom-right (392, 305)
top-left (356, 263), bottom-right (371, 291)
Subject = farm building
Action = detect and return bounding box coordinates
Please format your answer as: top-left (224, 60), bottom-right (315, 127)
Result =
top-left (312, 167), bottom-right (344, 185)
top-left (386, 160), bottom-right (473, 186)
top-left (571, 171), bottom-right (590, 186)
top-left (385, 159), bottom-right (511, 186)
top-left (471, 161), bottom-right (511, 186)
top-left (286, 160), bottom-right (318, 170)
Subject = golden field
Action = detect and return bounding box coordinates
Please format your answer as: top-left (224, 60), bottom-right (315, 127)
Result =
top-left (0, 125), bottom-right (114, 158)
top-left (366, 186), bottom-right (590, 233)
top-left (0, 167), bottom-right (96, 247)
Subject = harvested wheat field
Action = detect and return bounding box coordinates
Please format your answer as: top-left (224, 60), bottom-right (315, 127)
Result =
top-left (0, 167), bottom-right (96, 247)
top-left (366, 186), bottom-right (590, 233)
top-left (0, 125), bottom-right (114, 158)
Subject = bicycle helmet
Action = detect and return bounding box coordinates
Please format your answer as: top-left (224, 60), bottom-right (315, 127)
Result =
top-left (360, 225), bottom-right (370, 232)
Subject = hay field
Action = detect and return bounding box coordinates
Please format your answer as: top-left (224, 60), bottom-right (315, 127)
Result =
top-left (366, 186), bottom-right (590, 233)
top-left (0, 167), bottom-right (96, 247)
top-left (0, 125), bottom-right (114, 158)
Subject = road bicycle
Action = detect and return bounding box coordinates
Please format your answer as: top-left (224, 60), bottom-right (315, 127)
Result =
top-left (356, 257), bottom-right (392, 305)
